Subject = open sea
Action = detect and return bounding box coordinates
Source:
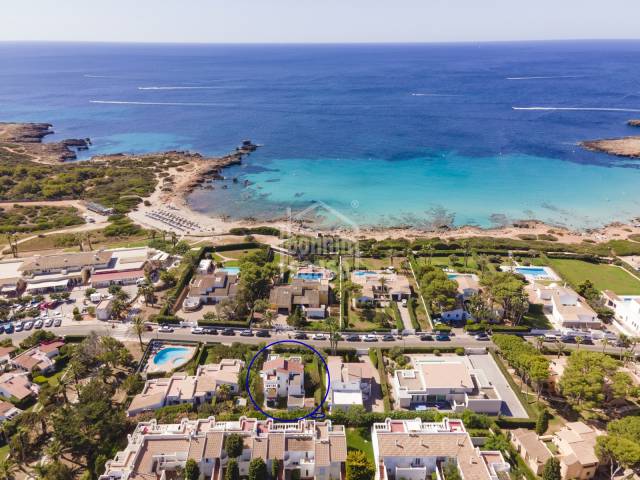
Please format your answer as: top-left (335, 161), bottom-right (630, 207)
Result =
top-left (2, 41), bottom-right (640, 229)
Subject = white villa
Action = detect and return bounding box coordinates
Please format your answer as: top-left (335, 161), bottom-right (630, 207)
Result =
top-left (100, 416), bottom-right (347, 480)
top-left (602, 290), bottom-right (640, 336)
top-left (326, 356), bottom-right (372, 412)
top-left (372, 417), bottom-right (510, 480)
top-left (533, 284), bottom-right (600, 330)
top-left (127, 359), bottom-right (244, 417)
top-left (393, 356), bottom-right (502, 415)
top-left (261, 355), bottom-right (305, 410)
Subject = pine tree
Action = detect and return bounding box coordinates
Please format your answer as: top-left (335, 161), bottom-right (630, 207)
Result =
top-left (542, 458), bottom-right (561, 480)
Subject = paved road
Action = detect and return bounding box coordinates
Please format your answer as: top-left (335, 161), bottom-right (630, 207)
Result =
top-left (4, 322), bottom-right (634, 357)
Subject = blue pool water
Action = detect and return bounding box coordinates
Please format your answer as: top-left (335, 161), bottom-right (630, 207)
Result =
top-left (354, 271), bottom-right (377, 277)
top-left (153, 347), bottom-right (191, 366)
top-left (296, 272), bottom-right (323, 280)
top-left (220, 267), bottom-right (240, 275)
top-left (447, 274), bottom-right (459, 279)
top-left (3, 41), bottom-right (640, 228)
top-left (515, 267), bottom-right (548, 277)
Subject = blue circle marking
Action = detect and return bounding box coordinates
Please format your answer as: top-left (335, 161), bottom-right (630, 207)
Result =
top-left (245, 340), bottom-right (331, 422)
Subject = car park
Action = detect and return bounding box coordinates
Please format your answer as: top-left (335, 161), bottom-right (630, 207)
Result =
top-left (191, 327), bottom-right (204, 334)
top-left (159, 325), bottom-right (174, 333)
top-left (53, 318), bottom-right (62, 327)
top-left (419, 334), bottom-right (433, 341)
top-left (221, 328), bottom-right (235, 336)
top-left (293, 332), bottom-right (308, 340)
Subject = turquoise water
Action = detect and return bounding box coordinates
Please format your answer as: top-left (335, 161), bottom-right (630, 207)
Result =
top-left (153, 347), bottom-right (190, 366)
top-left (296, 272), bottom-right (323, 280)
top-left (447, 274), bottom-right (459, 279)
top-left (190, 153), bottom-right (640, 229)
top-left (354, 271), bottom-right (377, 276)
top-left (220, 267), bottom-right (240, 275)
top-left (515, 267), bottom-right (549, 277)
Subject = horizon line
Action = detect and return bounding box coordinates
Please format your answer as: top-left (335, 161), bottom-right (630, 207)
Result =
top-left (1, 38), bottom-right (640, 47)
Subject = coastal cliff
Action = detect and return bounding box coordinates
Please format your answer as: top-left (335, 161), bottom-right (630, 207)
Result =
top-left (0, 122), bottom-right (90, 163)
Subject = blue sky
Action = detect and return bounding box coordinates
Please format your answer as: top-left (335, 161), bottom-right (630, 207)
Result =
top-left (3, 0), bottom-right (640, 43)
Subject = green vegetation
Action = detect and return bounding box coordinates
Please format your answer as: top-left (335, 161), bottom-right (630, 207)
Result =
top-left (346, 450), bottom-right (375, 480)
top-left (549, 258), bottom-right (640, 294)
top-left (346, 427), bottom-right (374, 464)
top-left (0, 204), bottom-right (84, 233)
top-left (0, 149), bottom-right (187, 213)
top-left (597, 416), bottom-right (640, 478)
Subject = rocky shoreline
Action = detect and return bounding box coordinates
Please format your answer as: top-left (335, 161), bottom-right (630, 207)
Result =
top-left (629, 119), bottom-right (640, 127)
top-left (0, 122), bottom-right (91, 163)
top-left (580, 118), bottom-right (640, 158)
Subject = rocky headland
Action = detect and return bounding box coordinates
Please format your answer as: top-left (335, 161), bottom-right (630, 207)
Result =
top-left (0, 122), bottom-right (91, 163)
top-left (580, 119), bottom-right (640, 158)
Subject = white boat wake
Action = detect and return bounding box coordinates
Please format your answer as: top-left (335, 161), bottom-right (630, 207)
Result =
top-left (90, 100), bottom-right (229, 107)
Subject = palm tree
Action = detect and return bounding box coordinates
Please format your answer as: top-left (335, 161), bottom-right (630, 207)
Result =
top-left (217, 384), bottom-right (232, 402)
top-left (601, 337), bottom-right (610, 354)
top-left (462, 240), bottom-right (471, 268)
top-left (0, 457), bottom-right (17, 480)
top-left (45, 439), bottom-right (64, 462)
top-left (426, 243), bottom-right (434, 265)
top-left (535, 336), bottom-right (544, 352)
top-left (575, 336), bottom-right (583, 351)
top-left (129, 316), bottom-right (146, 352)
top-left (555, 338), bottom-right (565, 359)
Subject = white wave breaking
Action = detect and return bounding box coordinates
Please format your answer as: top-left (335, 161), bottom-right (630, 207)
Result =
top-left (138, 86), bottom-right (226, 90)
top-left (506, 75), bottom-right (582, 80)
top-left (513, 106), bottom-right (640, 112)
top-left (90, 100), bottom-right (228, 107)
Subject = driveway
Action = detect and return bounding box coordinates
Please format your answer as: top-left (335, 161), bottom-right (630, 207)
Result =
top-left (397, 302), bottom-right (414, 333)
top-left (467, 354), bottom-right (528, 418)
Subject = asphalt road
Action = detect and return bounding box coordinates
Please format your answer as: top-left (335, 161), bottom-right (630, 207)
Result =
top-left (3, 322), bottom-right (632, 356)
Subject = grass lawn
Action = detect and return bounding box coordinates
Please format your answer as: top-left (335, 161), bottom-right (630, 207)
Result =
top-left (416, 256), bottom-right (480, 272)
top-left (0, 443), bottom-right (8, 459)
top-left (548, 259), bottom-right (640, 294)
top-left (346, 427), bottom-right (374, 463)
top-left (522, 310), bottom-right (552, 329)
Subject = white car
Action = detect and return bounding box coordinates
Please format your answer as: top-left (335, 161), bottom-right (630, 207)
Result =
top-left (312, 334), bottom-right (327, 340)
top-left (44, 318), bottom-right (54, 327)
top-left (159, 325), bottom-right (174, 333)
top-left (191, 327), bottom-right (204, 334)
top-left (34, 319), bottom-right (43, 329)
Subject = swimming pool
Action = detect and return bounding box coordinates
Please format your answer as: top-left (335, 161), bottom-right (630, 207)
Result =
top-left (354, 271), bottom-right (377, 276)
top-left (447, 273), bottom-right (459, 279)
top-left (296, 272), bottom-right (323, 280)
top-left (515, 267), bottom-right (548, 277)
top-left (220, 267), bottom-right (240, 275)
top-left (153, 347), bottom-right (191, 366)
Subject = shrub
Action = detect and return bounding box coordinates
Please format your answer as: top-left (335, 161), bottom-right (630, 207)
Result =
top-left (455, 348), bottom-right (465, 356)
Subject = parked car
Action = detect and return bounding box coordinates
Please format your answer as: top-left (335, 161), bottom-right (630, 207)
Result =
top-left (159, 325), bottom-right (174, 333)
top-left (221, 328), bottom-right (235, 336)
top-left (24, 321), bottom-right (34, 330)
top-left (419, 334), bottom-right (433, 341)
top-left (474, 333), bottom-right (490, 341)
top-left (44, 318), bottom-right (54, 327)
top-left (293, 332), bottom-right (308, 340)
top-left (240, 330), bottom-right (254, 337)
top-left (191, 327), bottom-right (204, 334)
top-left (401, 298), bottom-right (408, 307)
top-left (34, 319), bottom-right (43, 329)
top-left (203, 327), bottom-right (218, 335)
top-left (312, 334), bottom-right (327, 341)
top-left (256, 330), bottom-right (270, 338)
top-left (435, 334), bottom-right (450, 341)
top-left (382, 334), bottom-right (395, 341)
top-left (561, 336), bottom-right (576, 343)
top-left (346, 334), bottom-right (359, 342)
top-left (53, 318), bottom-right (62, 327)
top-left (4, 323), bottom-right (14, 334)
top-left (15, 322), bottom-right (24, 332)
top-left (363, 334), bottom-right (378, 342)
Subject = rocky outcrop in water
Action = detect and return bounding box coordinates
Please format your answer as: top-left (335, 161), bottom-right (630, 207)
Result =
top-left (0, 122), bottom-right (91, 162)
top-left (581, 137), bottom-right (640, 158)
top-left (629, 120), bottom-right (640, 127)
